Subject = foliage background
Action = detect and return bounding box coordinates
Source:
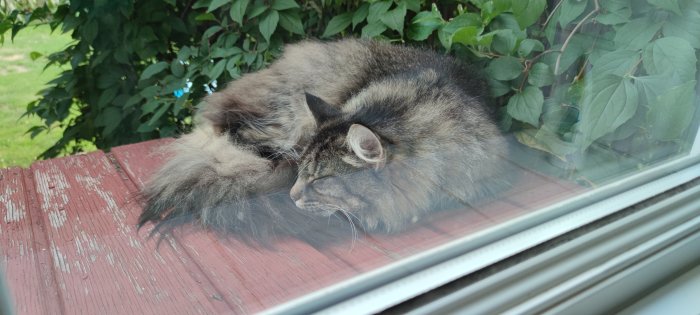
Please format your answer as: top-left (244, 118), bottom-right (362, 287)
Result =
top-left (1, 0), bottom-right (699, 183)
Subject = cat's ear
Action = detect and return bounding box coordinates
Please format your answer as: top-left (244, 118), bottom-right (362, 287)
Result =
top-left (347, 124), bottom-right (385, 168)
top-left (305, 92), bottom-right (341, 123)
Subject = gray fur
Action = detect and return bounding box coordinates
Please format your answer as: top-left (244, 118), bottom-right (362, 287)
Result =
top-left (139, 38), bottom-right (513, 241)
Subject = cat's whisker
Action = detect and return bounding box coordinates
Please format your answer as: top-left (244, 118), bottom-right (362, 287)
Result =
top-left (320, 203), bottom-right (363, 247)
top-left (329, 209), bottom-right (358, 249)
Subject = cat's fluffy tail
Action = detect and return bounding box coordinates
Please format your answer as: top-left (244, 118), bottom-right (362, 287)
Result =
top-left (138, 126), bottom-right (354, 244)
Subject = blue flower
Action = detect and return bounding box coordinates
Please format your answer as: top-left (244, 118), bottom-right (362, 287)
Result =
top-left (174, 79), bottom-right (193, 98)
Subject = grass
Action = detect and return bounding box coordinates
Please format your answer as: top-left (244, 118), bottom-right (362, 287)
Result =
top-left (0, 24), bottom-right (74, 168)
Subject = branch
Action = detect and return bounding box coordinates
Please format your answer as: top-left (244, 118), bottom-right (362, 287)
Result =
top-left (543, 0), bottom-right (564, 27)
top-left (553, 0), bottom-right (600, 75)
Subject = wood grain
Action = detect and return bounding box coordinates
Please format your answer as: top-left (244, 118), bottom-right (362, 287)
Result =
top-left (0, 167), bottom-right (58, 314)
top-left (28, 152), bottom-right (230, 314)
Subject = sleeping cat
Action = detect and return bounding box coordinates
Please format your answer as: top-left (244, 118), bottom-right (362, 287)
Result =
top-left (138, 38), bottom-right (513, 241)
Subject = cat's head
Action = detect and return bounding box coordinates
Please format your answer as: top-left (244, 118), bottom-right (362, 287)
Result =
top-left (290, 93), bottom-right (392, 228)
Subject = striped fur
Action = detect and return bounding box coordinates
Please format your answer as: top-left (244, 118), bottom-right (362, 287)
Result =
top-left (138, 39), bottom-right (512, 241)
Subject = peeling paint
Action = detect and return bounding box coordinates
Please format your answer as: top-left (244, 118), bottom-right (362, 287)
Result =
top-left (35, 168), bottom-right (70, 215)
top-left (128, 235), bottom-right (142, 249)
top-left (48, 210), bottom-right (67, 228)
top-left (50, 242), bottom-right (70, 273)
top-left (76, 175), bottom-right (127, 224)
top-left (126, 273), bottom-right (145, 295)
top-left (1, 186), bottom-right (25, 222)
top-left (74, 236), bottom-right (84, 256)
top-left (106, 252), bottom-right (115, 266)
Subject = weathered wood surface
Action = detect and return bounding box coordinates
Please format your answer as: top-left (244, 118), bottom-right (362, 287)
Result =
top-left (1, 139), bottom-right (583, 314)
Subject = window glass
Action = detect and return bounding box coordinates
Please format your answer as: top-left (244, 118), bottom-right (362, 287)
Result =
top-left (1, 1), bottom-right (698, 314)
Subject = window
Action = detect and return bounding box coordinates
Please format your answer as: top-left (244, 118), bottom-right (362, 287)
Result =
top-left (1, 1), bottom-right (699, 314)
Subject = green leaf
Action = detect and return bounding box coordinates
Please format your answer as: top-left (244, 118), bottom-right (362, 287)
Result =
top-left (259, 10), bottom-right (279, 42)
top-left (322, 12), bottom-right (353, 38)
top-left (528, 62), bottom-right (554, 87)
top-left (578, 75), bottom-right (638, 146)
top-left (544, 6), bottom-right (561, 43)
top-left (29, 51), bottom-right (43, 61)
top-left (140, 62), bottom-right (169, 81)
top-left (171, 60), bottom-right (185, 78)
top-left (494, 0), bottom-right (512, 11)
top-left (367, 1), bottom-right (393, 24)
top-left (361, 22), bottom-right (388, 38)
top-left (195, 12), bottom-right (217, 21)
top-left (230, 0), bottom-right (250, 24)
top-left (596, 0), bottom-right (631, 25)
top-left (613, 17), bottom-right (662, 50)
top-left (207, 0), bottom-right (230, 12)
top-left (380, 3), bottom-right (407, 35)
top-left (647, 0), bottom-right (682, 15)
top-left (209, 59), bottom-right (227, 80)
top-left (488, 77), bottom-right (511, 97)
top-left (511, 0), bottom-right (546, 29)
top-left (663, 9), bottom-right (700, 48)
top-left (407, 10), bottom-right (443, 41)
top-left (103, 107), bottom-right (124, 136)
top-left (353, 3), bottom-right (370, 29)
top-left (140, 86), bottom-right (160, 98)
top-left (97, 87), bottom-right (119, 108)
top-left (647, 80), bottom-right (697, 140)
top-left (558, 0), bottom-right (588, 26)
top-left (247, 3), bottom-right (268, 19)
top-left (402, 0), bottom-right (421, 12)
top-left (517, 38), bottom-right (544, 57)
top-left (278, 11), bottom-right (304, 35)
top-left (515, 128), bottom-right (578, 158)
top-left (491, 29), bottom-right (517, 54)
top-left (137, 122), bottom-right (157, 133)
top-left (451, 26), bottom-right (481, 47)
top-left (482, 0), bottom-right (512, 23)
top-left (642, 37), bottom-right (697, 81)
top-left (486, 56), bottom-right (523, 81)
top-left (443, 13), bottom-right (482, 34)
top-left (226, 56), bottom-right (243, 78)
top-left (203, 25), bottom-right (223, 39)
top-left (270, 0), bottom-right (299, 11)
top-left (146, 103), bottom-right (172, 126)
top-left (211, 46), bottom-right (243, 58)
top-left (634, 74), bottom-right (682, 104)
top-left (491, 13), bottom-right (527, 39)
top-left (507, 86), bottom-right (544, 126)
top-left (82, 19), bottom-right (99, 43)
top-left (101, 106), bottom-right (123, 136)
top-left (590, 50), bottom-right (640, 77)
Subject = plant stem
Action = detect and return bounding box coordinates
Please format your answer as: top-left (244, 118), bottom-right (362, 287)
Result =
top-left (543, 0), bottom-right (563, 27)
top-left (554, 0), bottom-right (600, 75)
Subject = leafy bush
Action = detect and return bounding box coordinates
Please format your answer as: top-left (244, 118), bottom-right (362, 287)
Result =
top-left (2, 0), bottom-right (699, 182)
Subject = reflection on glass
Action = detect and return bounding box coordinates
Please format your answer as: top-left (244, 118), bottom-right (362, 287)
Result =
top-left (131, 0), bottom-right (699, 311)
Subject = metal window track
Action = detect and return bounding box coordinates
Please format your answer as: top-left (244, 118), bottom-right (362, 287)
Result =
top-left (265, 156), bottom-right (700, 315)
top-left (408, 180), bottom-right (700, 314)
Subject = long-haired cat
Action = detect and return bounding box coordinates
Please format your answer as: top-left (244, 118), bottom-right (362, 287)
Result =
top-left (138, 39), bottom-right (513, 243)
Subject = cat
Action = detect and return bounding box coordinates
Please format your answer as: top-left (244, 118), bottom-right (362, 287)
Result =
top-left (138, 38), bottom-right (513, 242)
